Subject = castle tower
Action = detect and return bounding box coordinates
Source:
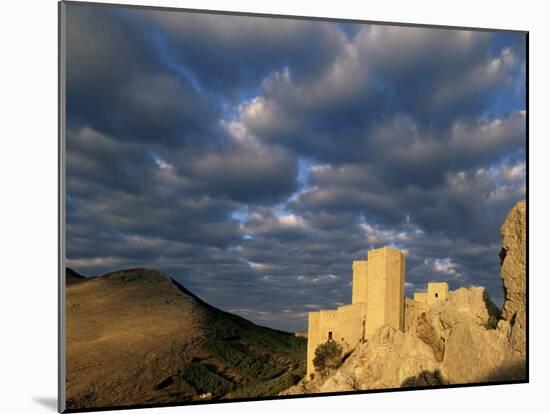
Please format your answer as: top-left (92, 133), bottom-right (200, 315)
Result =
top-left (352, 260), bottom-right (368, 304)
top-left (427, 282), bottom-right (448, 304)
top-left (414, 282), bottom-right (449, 305)
top-left (365, 247), bottom-right (405, 336)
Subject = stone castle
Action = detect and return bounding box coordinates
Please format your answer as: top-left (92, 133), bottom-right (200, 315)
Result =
top-left (307, 246), bottom-right (449, 376)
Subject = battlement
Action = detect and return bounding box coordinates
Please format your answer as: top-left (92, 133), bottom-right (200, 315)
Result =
top-left (319, 309), bottom-right (337, 318)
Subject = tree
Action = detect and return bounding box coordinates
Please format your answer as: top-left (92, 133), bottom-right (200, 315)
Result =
top-left (312, 341), bottom-right (343, 377)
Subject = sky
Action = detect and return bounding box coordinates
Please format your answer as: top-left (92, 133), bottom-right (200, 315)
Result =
top-left (64, 3), bottom-right (526, 332)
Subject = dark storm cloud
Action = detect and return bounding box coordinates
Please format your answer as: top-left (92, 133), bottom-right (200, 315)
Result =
top-left (66, 4), bottom-right (218, 146)
top-left (178, 145), bottom-right (299, 204)
top-left (65, 3), bottom-right (526, 332)
top-left (132, 9), bottom-right (348, 97)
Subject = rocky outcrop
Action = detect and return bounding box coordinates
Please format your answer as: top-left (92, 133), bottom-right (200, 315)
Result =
top-left (281, 325), bottom-right (441, 395)
top-left (448, 287), bottom-right (500, 327)
top-left (322, 326), bottom-right (441, 392)
top-left (283, 201), bottom-right (527, 395)
top-left (404, 297), bottom-right (427, 332)
top-left (498, 200), bottom-right (527, 358)
top-left (441, 320), bottom-right (522, 383)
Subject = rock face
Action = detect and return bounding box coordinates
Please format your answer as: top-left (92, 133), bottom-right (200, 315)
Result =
top-left (448, 287), bottom-right (500, 327)
top-left (321, 326), bottom-right (441, 392)
top-left (283, 201), bottom-right (527, 395)
top-left (498, 200), bottom-right (527, 357)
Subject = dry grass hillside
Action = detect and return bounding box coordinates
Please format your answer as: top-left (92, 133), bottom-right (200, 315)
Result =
top-left (65, 268), bottom-right (306, 410)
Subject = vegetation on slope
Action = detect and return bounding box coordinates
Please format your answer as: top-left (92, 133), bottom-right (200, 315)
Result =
top-left (157, 301), bottom-right (307, 399)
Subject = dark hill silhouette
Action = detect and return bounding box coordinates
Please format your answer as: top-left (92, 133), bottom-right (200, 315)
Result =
top-left (65, 267), bottom-right (86, 284)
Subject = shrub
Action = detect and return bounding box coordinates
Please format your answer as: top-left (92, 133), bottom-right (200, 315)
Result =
top-left (313, 341), bottom-right (343, 377)
top-left (286, 373), bottom-right (302, 388)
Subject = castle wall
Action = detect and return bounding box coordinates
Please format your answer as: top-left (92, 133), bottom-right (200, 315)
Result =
top-left (306, 310), bottom-right (338, 376)
top-left (306, 304), bottom-right (367, 376)
top-left (352, 260), bottom-right (368, 304)
top-left (335, 303), bottom-right (367, 349)
top-left (414, 292), bottom-right (428, 303)
top-left (306, 312), bottom-right (320, 376)
top-left (318, 310), bottom-right (338, 344)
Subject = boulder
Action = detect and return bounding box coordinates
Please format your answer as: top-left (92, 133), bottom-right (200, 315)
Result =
top-left (447, 287), bottom-right (500, 327)
top-left (441, 323), bottom-right (508, 383)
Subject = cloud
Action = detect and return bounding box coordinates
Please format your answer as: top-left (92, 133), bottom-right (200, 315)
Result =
top-left (135, 9), bottom-right (348, 97)
top-left (180, 145), bottom-right (298, 204)
top-left (424, 257), bottom-right (462, 279)
top-left (64, 3), bottom-right (526, 332)
top-left (66, 4), bottom-right (218, 146)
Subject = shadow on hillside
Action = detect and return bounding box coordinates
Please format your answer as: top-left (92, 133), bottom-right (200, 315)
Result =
top-left (482, 360), bottom-right (527, 382)
top-left (401, 369), bottom-right (444, 387)
top-left (400, 360), bottom-right (526, 388)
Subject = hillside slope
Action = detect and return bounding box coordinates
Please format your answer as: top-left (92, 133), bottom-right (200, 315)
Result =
top-left (65, 268), bottom-right (305, 410)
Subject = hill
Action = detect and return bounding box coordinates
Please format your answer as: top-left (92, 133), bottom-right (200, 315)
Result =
top-left (65, 268), bottom-right (306, 410)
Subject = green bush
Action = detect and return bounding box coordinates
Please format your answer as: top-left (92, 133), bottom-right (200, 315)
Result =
top-left (313, 341), bottom-right (343, 376)
top-left (285, 372), bottom-right (302, 388)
